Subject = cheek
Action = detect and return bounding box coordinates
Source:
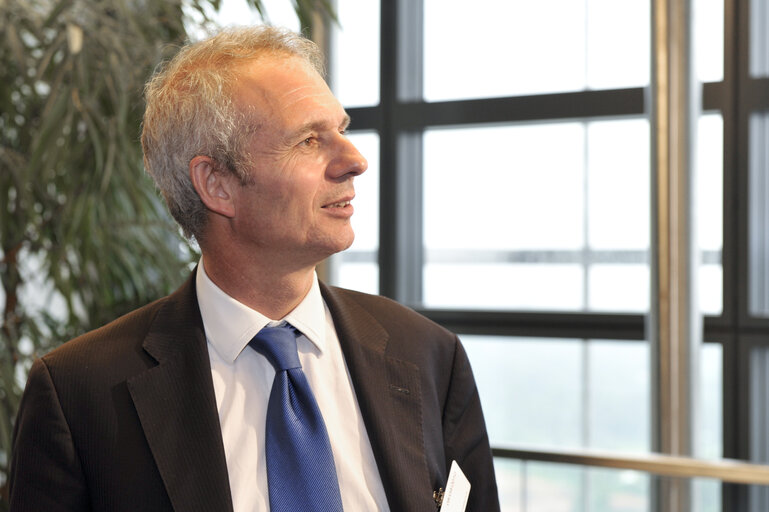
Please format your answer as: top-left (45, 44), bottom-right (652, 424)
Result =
top-left (288, 179), bottom-right (323, 213)
top-left (250, 160), bottom-right (325, 219)
top-left (265, 184), bottom-right (318, 229)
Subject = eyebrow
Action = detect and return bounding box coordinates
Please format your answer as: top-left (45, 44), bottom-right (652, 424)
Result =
top-left (288, 114), bottom-right (351, 141)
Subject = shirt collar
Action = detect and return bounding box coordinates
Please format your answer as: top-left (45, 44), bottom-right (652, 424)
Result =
top-left (196, 258), bottom-right (327, 363)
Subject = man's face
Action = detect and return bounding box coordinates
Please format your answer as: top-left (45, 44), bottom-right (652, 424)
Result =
top-left (228, 54), bottom-right (367, 266)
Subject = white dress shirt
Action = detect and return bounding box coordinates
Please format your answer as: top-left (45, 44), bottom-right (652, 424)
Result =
top-left (196, 260), bottom-right (390, 512)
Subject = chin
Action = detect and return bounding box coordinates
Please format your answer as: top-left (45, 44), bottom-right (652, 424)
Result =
top-left (328, 229), bottom-right (356, 252)
top-left (307, 228), bottom-right (356, 259)
top-left (324, 240), bottom-right (354, 258)
top-left (339, 235), bottom-right (355, 252)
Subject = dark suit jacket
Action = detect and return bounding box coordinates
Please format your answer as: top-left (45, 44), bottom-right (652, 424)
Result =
top-left (9, 273), bottom-right (499, 511)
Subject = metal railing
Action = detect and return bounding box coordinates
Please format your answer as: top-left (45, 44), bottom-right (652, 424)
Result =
top-left (493, 446), bottom-right (769, 486)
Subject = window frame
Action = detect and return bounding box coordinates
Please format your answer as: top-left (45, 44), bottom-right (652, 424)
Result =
top-left (330, 0), bottom-right (766, 509)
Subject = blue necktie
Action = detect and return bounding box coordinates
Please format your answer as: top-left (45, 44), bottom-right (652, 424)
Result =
top-left (248, 324), bottom-right (344, 512)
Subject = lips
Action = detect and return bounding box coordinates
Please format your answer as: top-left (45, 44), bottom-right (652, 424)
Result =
top-left (322, 196), bottom-right (353, 209)
top-left (321, 196), bottom-right (354, 218)
top-left (324, 200), bottom-right (351, 208)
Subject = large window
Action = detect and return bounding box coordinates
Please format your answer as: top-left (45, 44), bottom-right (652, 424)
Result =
top-left (324, 0), bottom-right (769, 510)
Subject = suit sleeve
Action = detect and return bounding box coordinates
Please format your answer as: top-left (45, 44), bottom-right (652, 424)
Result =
top-left (442, 337), bottom-right (500, 512)
top-left (9, 358), bottom-right (90, 511)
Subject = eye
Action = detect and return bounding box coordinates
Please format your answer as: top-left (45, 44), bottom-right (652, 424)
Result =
top-left (300, 136), bottom-right (318, 147)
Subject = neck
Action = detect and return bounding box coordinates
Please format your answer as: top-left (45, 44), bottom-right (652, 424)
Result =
top-left (201, 251), bottom-right (316, 320)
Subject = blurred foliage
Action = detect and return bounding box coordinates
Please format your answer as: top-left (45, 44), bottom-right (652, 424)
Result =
top-left (0, 0), bottom-right (333, 506)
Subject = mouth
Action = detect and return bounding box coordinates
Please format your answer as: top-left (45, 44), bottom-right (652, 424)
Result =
top-left (322, 197), bottom-right (353, 209)
top-left (321, 196), bottom-right (355, 218)
top-left (323, 200), bottom-right (351, 209)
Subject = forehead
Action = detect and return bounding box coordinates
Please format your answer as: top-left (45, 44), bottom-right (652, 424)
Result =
top-left (232, 54), bottom-right (341, 122)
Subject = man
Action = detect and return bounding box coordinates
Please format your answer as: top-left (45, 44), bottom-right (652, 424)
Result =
top-left (9, 26), bottom-right (499, 511)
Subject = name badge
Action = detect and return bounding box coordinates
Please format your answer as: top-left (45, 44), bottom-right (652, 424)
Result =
top-left (441, 460), bottom-right (471, 512)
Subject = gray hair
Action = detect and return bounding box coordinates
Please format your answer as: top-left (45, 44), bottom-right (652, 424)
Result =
top-left (141, 26), bottom-right (324, 241)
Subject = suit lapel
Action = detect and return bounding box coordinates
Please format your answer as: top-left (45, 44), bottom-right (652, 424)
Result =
top-left (127, 275), bottom-right (233, 512)
top-left (320, 284), bottom-right (436, 511)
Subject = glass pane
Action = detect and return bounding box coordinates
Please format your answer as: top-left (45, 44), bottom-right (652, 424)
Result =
top-left (329, 131), bottom-right (379, 294)
top-left (587, 341), bottom-right (650, 452)
top-left (750, 0), bottom-right (769, 78)
top-left (693, 478), bottom-right (721, 512)
top-left (585, 118), bottom-right (650, 311)
top-left (699, 265), bottom-right (723, 315)
top-left (463, 337), bottom-right (584, 448)
top-left (586, 467), bottom-right (650, 512)
top-left (423, 123), bottom-right (585, 310)
top-left (525, 463), bottom-right (584, 511)
top-left (694, 0), bottom-right (724, 82)
top-left (494, 458), bottom-right (524, 511)
top-left (698, 343), bottom-right (723, 460)
top-left (492, 460), bottom-right (735, 512)
top-left (750, 344), bottom-right (769, 468)
top-left (423, 0), bottom-right (649, 102)
top-left (494, 462), bottom-right (651, 512)
top-left (473, 339), bottom-right (723, 510)
top-left (423, 120), bottom-right (650, 312)
top-left (697, 114), bottom-right (724, 315)
top-left (588, 264), bottom-right (649, 312)
top-left (424, 123), bottom-right (585, 252)
top-left (462, 336), bottom-right (651, 453)
top-left (586, 0), bottom-right (651, 89)
top-left (185, 0), bottom-right (301, 35)
top-left (330, 0), bottom-right (380, 107)
top-left (587, 119), bottom-right (650, 250)
top-left (749, 113), bottom-right (769, 317)
top-left (424, 263), bottom-right (584, 310)
top-left (332, 262), bottom-right (378, 295)
top-left (747, 342), bottom-right (769, 509)
top-left (694, 343), bottom-right (723, 510)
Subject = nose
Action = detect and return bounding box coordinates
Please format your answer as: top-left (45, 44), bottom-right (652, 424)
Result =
top-left (328, 134), bottom-right (368, 179)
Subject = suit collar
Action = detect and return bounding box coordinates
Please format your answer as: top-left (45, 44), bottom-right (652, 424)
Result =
top-left (127, 272), bottom-right (234, 512)
top-left (125, 276), bottom-right (434, 511)
top-left (320, 283), bottom-right (437, 511)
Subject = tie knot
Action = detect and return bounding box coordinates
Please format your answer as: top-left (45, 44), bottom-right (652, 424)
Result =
top-left (248, 324), bottom-right (301, 371)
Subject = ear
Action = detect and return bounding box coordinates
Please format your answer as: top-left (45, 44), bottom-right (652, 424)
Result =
top-left (189, 155), bottom-right (236, 218)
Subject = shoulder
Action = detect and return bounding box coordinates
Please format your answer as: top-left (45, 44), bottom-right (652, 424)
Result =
top-left (36, 297), bottom-right (165, 385)
top-left (321, 284), bottom-right (454, 340)
top-left (319, 283), bottom-right (460, 370)
top-left (39, 273), bottom-right (198, 381)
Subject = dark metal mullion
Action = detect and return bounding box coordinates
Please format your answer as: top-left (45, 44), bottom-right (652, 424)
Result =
top-left (702, 81), bottom-right (728, 111)
top-left (721, 0), bottom-right (741, 454)
top-left (722, 332), bottom-right (746, 511)
top-left (356, 88), bottom-right (660, 131)
top-left (394, 132), bottom-right (423, 305)
top-left (378, 0), bottom-right (425, 303)
top-left (418, 310), bottom-right (645, 340)
top-left (346, 106), bottom-right (381, 132)
top-left (734, 0), bottom-right (753, 473)
top-left (377, 0), bottom-right (399, 299)
top-left (744, 78), bottom-right (769, 108)
top-left (582, 121), bottom-right (591, 312)
top-left (391, 0), bottom-right (424, 306)
top-left (724, 0), bottom-right (749, 509)
top-left (393, 88), bottom-right (645, 128)
top-left (735, 1), bottom-right (753, 327)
